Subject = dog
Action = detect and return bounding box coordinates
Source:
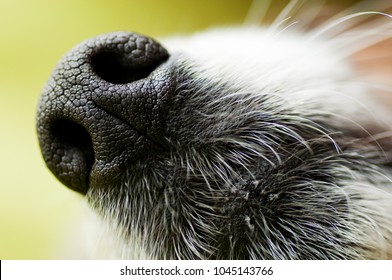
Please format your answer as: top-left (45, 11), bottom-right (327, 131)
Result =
top-left (37, 0), bottom-right (392, 259)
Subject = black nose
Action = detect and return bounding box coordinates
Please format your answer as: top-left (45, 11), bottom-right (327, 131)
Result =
top-left (37, 32), bottom-right (175, 194)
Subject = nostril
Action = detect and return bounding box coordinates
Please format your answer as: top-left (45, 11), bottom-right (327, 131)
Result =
top-left (90, 51), bottom-right (164, 84)
top-left (51, 120), bottom-right (95, 164)
top-left (49, 119), bottom-right (95, 194)
top-left (87, 33), bottom-right (169, 84)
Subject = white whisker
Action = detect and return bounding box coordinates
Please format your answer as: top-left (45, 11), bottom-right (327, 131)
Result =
top-left (269, 0), bottom-right (303, 32)
top-left (307, 11), bottom-right (392, 42)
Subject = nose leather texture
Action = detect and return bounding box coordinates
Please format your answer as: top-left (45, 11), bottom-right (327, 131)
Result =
top-left (36, 32), bottom-right (174, 194)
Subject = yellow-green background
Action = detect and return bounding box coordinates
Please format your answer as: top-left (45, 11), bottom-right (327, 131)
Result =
top-left (0, 0), bottom-right (360, 259)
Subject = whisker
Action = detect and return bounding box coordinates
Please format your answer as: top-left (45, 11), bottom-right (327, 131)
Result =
top-left (339, 33), bottom-right (392, 58)
top-left (356, 81), bottom-right (392, 94)
top-left (323, 17), bottom-right (392, 56)
top-left (314, 0), bottom-right (392, 35)
top-left (288, 0), bottom-right (327, 29)
top-left (307, 11), bottom-right (392, 42)
top-left (269, 0), bottom-right (303, 32)
top-left (273, 20), bottom-right (300, 37)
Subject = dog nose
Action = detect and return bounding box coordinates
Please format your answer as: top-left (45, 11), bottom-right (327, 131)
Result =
top-left (36, 32), bottom-right (175, 194)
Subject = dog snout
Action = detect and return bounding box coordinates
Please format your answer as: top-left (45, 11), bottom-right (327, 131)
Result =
top-left (36, 32), bottom-right (175, 194)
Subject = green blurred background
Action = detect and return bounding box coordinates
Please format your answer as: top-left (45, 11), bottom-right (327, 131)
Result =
top-left (0, 0), bottom-right (255, 259)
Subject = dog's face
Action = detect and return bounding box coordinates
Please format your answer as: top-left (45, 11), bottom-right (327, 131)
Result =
top-left (37, 3), bottom-right (392, 259)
